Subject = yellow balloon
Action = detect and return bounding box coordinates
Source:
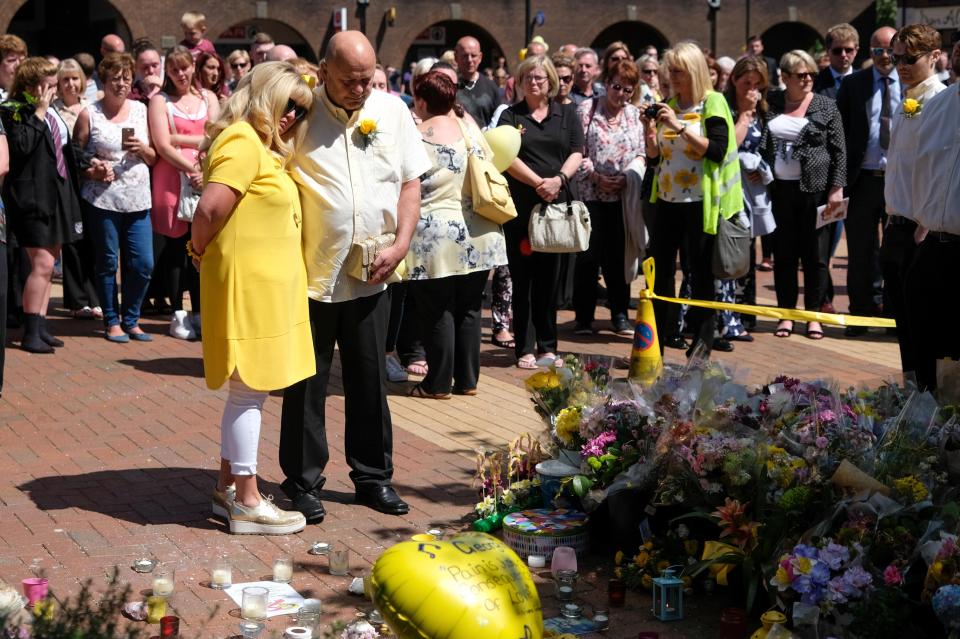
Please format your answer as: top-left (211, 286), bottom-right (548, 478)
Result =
top-left (371, 532), bottom-right (543, 639)
top-left (484, 126), bottom-right (522, 173)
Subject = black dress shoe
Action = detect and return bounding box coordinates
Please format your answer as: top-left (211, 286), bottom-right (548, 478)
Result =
top-left (281, 482), bottom-right (326, 523)
top-left (844, 326), bottom-right (868, 338)
top-left (356, 485), bottom-right (409, 515)
top-left (713, 338), bottom-right (734, 352)
top-left (664, 335), bottom-right (689, 350)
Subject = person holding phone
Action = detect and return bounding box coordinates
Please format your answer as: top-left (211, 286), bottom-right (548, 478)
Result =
top-left (73, 52), bottom-right (157, 343)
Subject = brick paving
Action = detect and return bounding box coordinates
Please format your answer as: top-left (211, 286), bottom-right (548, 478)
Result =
top-left (0, 247), bottom-right (900, 638)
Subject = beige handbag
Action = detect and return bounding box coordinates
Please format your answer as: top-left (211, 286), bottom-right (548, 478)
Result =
top-left (528, 179), bottom-right (592, 253)
top-left (344, 233), bottom-right (406, 284)
top-left (455, 118), bottom-right (517, 225)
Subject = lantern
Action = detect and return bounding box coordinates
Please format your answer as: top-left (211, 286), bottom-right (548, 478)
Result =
top-left (651, 567), bottom-right (684, 621)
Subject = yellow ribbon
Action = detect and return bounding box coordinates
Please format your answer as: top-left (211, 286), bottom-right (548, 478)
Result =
top-left (641, 258), bottom-right (895, 328)
top-left (701, 540), bottom-right (744, 586)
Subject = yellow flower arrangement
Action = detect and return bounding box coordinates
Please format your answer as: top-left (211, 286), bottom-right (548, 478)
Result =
top-left (554, 406), bottom-right (582, 447)
top-left (641, 573), bottom-right (653, 589)
top-left (902, 97), bottom-right (921, 119)
top-left (524, 370), bottom-right (561, 391)
top-left (893, 475), bottom-right (929, 503)
top-left (634, 550), bottom-right (651, 567)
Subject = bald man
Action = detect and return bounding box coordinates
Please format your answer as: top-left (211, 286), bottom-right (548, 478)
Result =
top-left (84, 33), bottom-right (127, 101)
top-left (836, 26), bottom-right (901, 334)
top-left (266, 44), bottom-right (297, 62)
top-left (280, 31), bottom-right (431, 522)
top-left (454, 36), bottom-right (501, 126)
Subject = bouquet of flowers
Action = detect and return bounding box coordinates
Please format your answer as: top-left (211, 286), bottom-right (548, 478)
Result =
top-left (472, 434), bottom-right (545, 531)
top-left (771, 539), bottom-right (873, 613)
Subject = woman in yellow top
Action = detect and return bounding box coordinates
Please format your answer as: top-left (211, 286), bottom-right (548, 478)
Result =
top-left (189, 62), bottom-right (315, 535)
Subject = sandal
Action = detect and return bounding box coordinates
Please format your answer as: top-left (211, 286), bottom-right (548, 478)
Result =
top-left (774, 321), bottom-right (794, 338)
top-left (406, 361), bottom-right (428, 376)
top-left (805, 322), bottom-right (824, 340)
top-left (516, 354), bottom-right (538, 369)
top-left (453, 387), bottom-right (478, 396)
top-left (491, 330), bottom-right (516, 349)
top-left (409, 383), bottom-right (450, 399)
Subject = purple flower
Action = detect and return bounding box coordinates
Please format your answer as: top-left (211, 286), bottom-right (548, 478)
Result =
top-left (841, 566), bottom-right (873, 597)
top-left (818, 542), bottom-right (850, 570)
top-left (815, 436), bottom-right (829, 449)
top-left (581, 430), bottom-right (617, 458)
top-left (818, 409), bottom-right (837, 422)
top-left (793, 544), bottom-right (818, 559)
top-left (826, 576), bottom-right (849, 604)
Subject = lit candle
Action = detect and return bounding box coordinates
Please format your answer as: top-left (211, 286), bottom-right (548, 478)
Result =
top-left (152, 577), bottom-right (174, 596)
top-left (527, 555), bottom-right (546, 568)
top-left (242, 600), bottom-right (266, 620)
top-left (558, 585), bottom-right (573, 599)
top-left (212, 568), bottom-right (231, 586)
top-left (273, 562), bottom-right (293, 583)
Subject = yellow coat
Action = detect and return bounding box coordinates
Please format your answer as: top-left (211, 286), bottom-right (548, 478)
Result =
top-left (200, 121), bottom-right (315, 391)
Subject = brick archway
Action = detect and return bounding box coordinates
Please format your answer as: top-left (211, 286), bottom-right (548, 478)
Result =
top-left (0, 0), bottom-right (146, 44)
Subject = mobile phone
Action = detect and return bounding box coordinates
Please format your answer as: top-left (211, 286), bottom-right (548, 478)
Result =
top-left (121, 127), bottom-right (134, 144)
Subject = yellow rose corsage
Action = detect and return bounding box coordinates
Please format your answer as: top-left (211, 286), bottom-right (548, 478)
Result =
top-left (902, 97), bottom-right (921, 119)
top-left (357, 118), bottom-right (379, 149)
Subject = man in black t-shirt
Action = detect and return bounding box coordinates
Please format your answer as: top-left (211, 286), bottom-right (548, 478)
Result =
top-left (454, 36), bottom-right (501, 126)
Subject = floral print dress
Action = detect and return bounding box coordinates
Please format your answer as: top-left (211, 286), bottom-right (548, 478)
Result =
top-left (407, 121), bottom-right (508, 280)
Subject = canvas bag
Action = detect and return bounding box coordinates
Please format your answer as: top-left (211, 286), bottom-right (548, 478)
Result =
top-left (528, 178), bottom-right (591, 253)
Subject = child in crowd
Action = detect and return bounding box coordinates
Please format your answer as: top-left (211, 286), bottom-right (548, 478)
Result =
top-left (180, 11), bottom-right (216, 61)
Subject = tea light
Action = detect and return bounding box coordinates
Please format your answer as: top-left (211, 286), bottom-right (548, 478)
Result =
top-left (212, 568), bottom-right (231, 587)
top-left (274, 557), bottom-right (294, 583)
top-left (133, 558), bottom-right (157, 573)
top-left (561, 602), bottom-right (582, 618)
top-left (242, 600), bottom-right (267, 620)
top-left (593, 610), bottom-right (610, 631)
top-left (308, 542), bottom-right (330, 556)
top-left (557, 585), bottom-right (574, 599)
top-left (527, 554), bottom-right (546, 568)
top-left (427, 529), bottom-right (443, 539)
top-left (152, 577), bottom-right (174, 597)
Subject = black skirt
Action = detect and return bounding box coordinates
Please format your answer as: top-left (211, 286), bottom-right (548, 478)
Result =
top-left (9, 175), bottom-right (83, 248)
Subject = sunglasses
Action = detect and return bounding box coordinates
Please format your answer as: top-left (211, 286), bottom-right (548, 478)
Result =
top-left (831, 46), bottom-right (856, 55)
top-left (557, 74), bottom-right (574, 83)
top-left (871, 47), bottom-right (895, 57)
top-left (641, 68), bottom-right (658, 75)
top-left (891, 51), bottom-right (932, 65)
top-left (789, 72), bottom-right (816, 80)
top-left (610, 83), bottom-right (634, 95)
top-left (286, 99), bottom-right (308, 122)
top-left (230, 62), bottom-right (249, 70)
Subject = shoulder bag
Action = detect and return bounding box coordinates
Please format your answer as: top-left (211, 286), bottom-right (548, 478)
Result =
top-left (164, 94), bottom-right (201, 222)
top-left (528, 176), bottom-right (591, 253)
top-left (712, 211), bottom-right (751, 279)
top-left (454, 117), bottom-right (517, 225)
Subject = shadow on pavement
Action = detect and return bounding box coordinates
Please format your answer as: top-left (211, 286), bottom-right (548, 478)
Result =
top-left (116, 357), bottom-right (204, 377)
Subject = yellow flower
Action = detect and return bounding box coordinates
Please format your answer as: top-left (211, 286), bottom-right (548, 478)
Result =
top-left (931, 561), bottom-right (944, 580)
top-left (675, 169), bottom-right (699, 191)
top-left (555, 407), bottom-right (582, 447)
top-left (659, 172), bottom-right (673, 194)
top-left (775, 566), bottom-right (791, 585)
top-left (661, 145), bottom-right (673, 161)
top-left (795, 556), bottom-right (813, 574)
top-left (683, 144), bottom-right (699, 161)
top-left (641, 573), bottom-right (654, 589)
top-left (902, 98), bottom-right (919, 114)
top-left (614, 551), bottom-right (624, 566)
top-left (635, 551), bottom-right (651, 567)
top-left (893, 475), bottom-right (929, 503)
top-left (358, 118), bottom-right (377, 136)
top-left (656, 560), bottom-right (670, 572)
top-left (643, 541), bottom-right (654, 550)
top-left (614, 566), bottom-right (623, 578)
top-left (524, 371), bottom-right (560, 391)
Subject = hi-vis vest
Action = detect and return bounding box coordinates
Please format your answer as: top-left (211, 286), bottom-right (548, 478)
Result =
top-left (651, 91), bottom-right (744, 235)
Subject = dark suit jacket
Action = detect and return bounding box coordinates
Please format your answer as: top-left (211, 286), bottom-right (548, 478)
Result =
top-left (814, 66), bottom-right (843, 99)
top-left (0, 103), bottom-right (83, 227)
top-left (835, 67), bottom-right (877, 186)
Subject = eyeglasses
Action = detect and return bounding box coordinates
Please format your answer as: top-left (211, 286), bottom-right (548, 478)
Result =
top-left (557, 74), bottom-right (573, 83)
top-left (609, 83), bottom-right (635, 95)
top-left (871, 47), bottom-right (894, 57)
top-left (230, 62), bottom-right (249, 70)
top-left (891, 51), bottom-right (932, 65)
top-left (831, 46), bottom-right (856, 55)
top-left (286, 99), bottom-right (308, 122)
top-left (524, 74), bottom-right (548, 84)
top-left (789, 72), bottom-right (816, 80)
top-left (641, 68), bottom-right (658, 75)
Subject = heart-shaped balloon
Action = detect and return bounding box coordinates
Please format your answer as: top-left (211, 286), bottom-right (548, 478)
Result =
top-left (371, 532), bottom-right (542, 639)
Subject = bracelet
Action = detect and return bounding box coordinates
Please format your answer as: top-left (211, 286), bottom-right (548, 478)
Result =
top-left (185, 240), bottom-right (203, 262)
top-left (677, 122), bottom-right (688, 136)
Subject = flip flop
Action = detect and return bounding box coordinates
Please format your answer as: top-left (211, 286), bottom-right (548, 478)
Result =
top-left (406, 361), bottom-right (428, 376)
top-left (516, 354), bottom-right (538, 369)
top-left (409, 384), bottom-right (450, 399)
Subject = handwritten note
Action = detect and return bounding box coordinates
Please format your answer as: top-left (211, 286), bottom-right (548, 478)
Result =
top-left (224, 581), bottom-right (304, 619)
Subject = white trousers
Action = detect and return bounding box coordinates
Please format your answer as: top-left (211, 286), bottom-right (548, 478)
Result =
top-left (220, 376), bottom-right (268, 476)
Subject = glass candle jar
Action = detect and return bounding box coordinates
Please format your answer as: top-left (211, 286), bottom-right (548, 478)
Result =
top-left (555, 569), bottom-right (577, 601)
top-left (593, 608), bottom-right (610, 631)
top-left (329, 545), bottom-right (350, 576)
top-left (146, 596), bottom-right (167, 624)
top-left (241, 586), bottom-right (268, 621)
top-left (273, 556), bottom-right (294, 583)
top-left (210, 559), bottom-right (231, 589)
top-left (608, 577), bottom-right (626, 607)
top-left (152, 565), bottom-right (175, 597)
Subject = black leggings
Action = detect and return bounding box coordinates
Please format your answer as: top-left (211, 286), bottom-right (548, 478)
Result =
top-left (152, 230), bottom-right (199, 313)
top-left (771, 180), bottom-right (830, 311)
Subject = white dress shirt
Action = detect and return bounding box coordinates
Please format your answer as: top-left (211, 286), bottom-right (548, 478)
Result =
top-left (293, 86), bottom-right (431, 303)
top-left (911, 83), bottom-right (960, 234)
top-left (885, 74), bottom-right (947, 219)
top-left (861, 67), bottom-right (900, 171)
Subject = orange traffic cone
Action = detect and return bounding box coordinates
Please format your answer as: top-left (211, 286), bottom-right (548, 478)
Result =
top-left (628, 258), bottom-right (663, 385)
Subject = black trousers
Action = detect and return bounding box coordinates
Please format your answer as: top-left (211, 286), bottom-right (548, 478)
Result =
top-left (0, 242), bottom-right (7, 397)
top-left (61, 238), bottom-right (100, 311)
top-left (505, 225), bottom-right (560, 358)
top-left (771, 180), bottom-right (830, 311)
top-left (574, 200), bottom-right (630, 324)
top-left (152, 231), bottom-right (200, 313)
top-left (845, 173), bottom-right (886, 315)
top-left (879, 218), bottom-right (918, 375)
top-left (280, 292), bottom-right (393, 492)
top-left (385, 282), bottom-right (424, 365)
top-left (648, 199), bottom-right (715, 354)
top-left (904, 236), bottom-right (960, 392)
top-left (409, 270), bottom-right (489, 394)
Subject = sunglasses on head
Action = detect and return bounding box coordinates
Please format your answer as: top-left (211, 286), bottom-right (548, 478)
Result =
top-left (557, 74), bottom-right (574, 83)
top-left (610, 83), bottom-right (634, 95)
top-left (871, 47), bottom-right (894, 57)
top-left (286, 99), bottom-right (308, 122)
top-left (831, 46), bottom-right (856, 55)
top-left (891, 51), bottom-right (932, 65)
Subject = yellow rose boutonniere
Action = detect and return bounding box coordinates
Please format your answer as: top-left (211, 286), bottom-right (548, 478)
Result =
top-left (357, 118), bottom-right (379, 148)
top-left (902, 98), bottom-right (921, 119)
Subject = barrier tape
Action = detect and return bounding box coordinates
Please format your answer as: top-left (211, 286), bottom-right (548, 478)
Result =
top-left (640, 258), bottom-right (896, 329)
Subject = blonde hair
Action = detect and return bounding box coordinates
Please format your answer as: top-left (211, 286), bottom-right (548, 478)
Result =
top-left (11, 57), bottom-right (57, 99)
top-left (181, 11), bottom-right (206, 29)
top-left (227, 49), bottom-right (250, 67)
top-left (203, 62), bottom-right (314, 167)
top-left (780, 49), bottom-right (818, 75)
top-left (825, 23), bottom-right (859, 49)
top-left (515, 54), bottom-right (559, 100)
top-left (661, 41), bottom-right (712, 104)
top-left (57, 58), bottom-right (87, 94)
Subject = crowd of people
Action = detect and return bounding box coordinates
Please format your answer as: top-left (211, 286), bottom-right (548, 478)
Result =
top-left (0, 12), bottom-right (959, 534)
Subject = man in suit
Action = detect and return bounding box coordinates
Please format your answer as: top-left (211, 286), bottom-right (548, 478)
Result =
top-left (836, 26), bottom-right (900, 335)
top-left (746, 35), bottom-right (779, 88)
top-left (814, 23), bottom-right (860, 98)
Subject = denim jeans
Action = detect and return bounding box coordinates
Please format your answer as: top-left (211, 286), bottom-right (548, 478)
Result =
top-left (87, 206), bottom-right (153, 330)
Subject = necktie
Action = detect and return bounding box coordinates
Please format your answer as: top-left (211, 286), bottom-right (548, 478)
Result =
top-left (879, 76), bottom-right (891, 150)
top-left (835, 75), bottom-right (842, 90)
top-left (45, 112), bottom-right (67, 179)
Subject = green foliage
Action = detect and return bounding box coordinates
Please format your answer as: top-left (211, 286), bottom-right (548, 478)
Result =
top-left (30, 570), bottom-right (146, 639)
top-left (876, 0), bottom-right (898, 27)
top-left (848, 585), bottom-right (913, 638)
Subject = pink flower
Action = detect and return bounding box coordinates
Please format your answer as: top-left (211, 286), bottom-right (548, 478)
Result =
top-left (883, 564), bottom-right (903, 586)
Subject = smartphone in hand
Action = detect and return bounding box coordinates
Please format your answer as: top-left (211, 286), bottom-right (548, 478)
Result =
top-left (121, 127), bottom-right (134, 146)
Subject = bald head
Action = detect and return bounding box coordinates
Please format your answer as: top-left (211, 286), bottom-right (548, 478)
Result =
top-left (267, 44), bottom-right (297, 62)
top-left (101, 34), bottom-right (125, 57)
top-left (454, 36), bottom-right (482, 80)
top-left (870, 26), bottom-right (897, 74)
top-left (322, 31), bottom-right (377, 111)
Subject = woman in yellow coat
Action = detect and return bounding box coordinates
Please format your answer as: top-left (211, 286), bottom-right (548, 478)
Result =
top-left (189, 62), bottom-right (315, 535)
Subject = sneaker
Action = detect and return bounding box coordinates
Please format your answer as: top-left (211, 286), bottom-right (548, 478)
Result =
top-left (212, 484), bottom-right (236, 519)
top-left (573, 322), bottom-right (593, 335)
top-left (384, 354), bottom-right (408, 383)
top-left (92, 306), bottom-right (103, 319)
top-left (229, 494), bottom-right (306, 535)
top-left (169, 310), bottom-right (196, 340)
top-left (611, 318), bottom-right (634, 336)
top-left (73, 306), bottom-right (95, 319)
